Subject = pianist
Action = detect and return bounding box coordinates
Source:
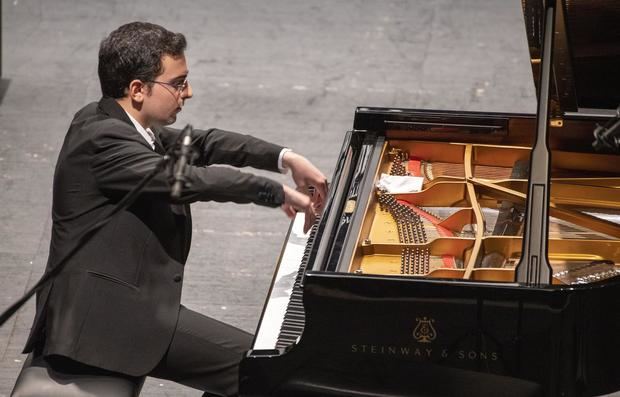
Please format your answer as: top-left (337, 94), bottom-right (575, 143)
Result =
top-left (20, 21), bottom-right (327, 397)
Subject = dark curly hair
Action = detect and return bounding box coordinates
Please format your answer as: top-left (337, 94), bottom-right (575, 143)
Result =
top-left (98, 22), bottom-right (187, 98)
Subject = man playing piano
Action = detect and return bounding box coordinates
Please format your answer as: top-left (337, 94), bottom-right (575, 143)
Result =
top-left (20, 21), bottom-right (327, 397)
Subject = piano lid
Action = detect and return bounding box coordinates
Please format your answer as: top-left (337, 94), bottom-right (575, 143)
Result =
top-left (521, 0), bottom-right (620, 114)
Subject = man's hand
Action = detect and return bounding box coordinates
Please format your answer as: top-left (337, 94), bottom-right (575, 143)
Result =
top-left (281, 185), bottom-right (318, 233)
top-left (281, 151), bottom-right (328, 214)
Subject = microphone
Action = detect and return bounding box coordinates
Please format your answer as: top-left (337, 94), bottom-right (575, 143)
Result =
top-left (171, 124), bottom-right (193, 199)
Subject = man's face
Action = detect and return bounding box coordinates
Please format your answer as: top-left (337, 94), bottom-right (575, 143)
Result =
top-left (142, 54), bottom-right (192, 127)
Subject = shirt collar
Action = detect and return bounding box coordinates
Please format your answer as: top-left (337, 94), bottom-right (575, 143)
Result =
top-left (124, 111), bottom-right (156, 150)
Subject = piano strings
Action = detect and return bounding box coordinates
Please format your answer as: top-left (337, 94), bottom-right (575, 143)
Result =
top-left (553, 260), bottom-right (620, 285)
top-left (389, 147), bottom-right (516, 183)
top-left (381, 146), bottom-right (620, 282)
top-left (377, 194), bottom-right (459, 273)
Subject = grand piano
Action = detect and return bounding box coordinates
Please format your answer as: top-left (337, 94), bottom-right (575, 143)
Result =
top-left (240, 1), bottom-right (620, 396)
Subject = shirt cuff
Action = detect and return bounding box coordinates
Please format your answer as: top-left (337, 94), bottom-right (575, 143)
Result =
top-left (278, 148), bottom-right (293, 174)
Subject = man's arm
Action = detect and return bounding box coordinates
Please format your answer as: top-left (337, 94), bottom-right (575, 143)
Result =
top-left (159, 126), bottom-right (328, 231)
top-left (91, 124), bottom-right (284, 207)
top-left (158, 127), bottom-right (284, 172)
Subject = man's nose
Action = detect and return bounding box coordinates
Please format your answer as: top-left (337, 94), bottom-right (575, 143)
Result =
top-left (183, 82), bottom-right (193, 99)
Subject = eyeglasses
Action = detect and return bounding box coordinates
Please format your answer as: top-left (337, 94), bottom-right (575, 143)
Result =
top-left (148, 78), bottom-right (188, 94)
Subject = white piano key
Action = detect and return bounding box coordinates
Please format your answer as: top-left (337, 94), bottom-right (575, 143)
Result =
top-left (253, 213), bottom-right (310, 350)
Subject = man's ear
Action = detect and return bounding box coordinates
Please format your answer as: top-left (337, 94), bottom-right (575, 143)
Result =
top-left (127, 79), bottom-right (147, 103)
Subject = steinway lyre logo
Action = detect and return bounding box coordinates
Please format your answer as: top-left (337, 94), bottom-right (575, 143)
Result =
top-left (413, 317), bottom-right (436, 343)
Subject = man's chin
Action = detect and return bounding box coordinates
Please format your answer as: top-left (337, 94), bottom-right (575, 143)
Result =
top-left (154, 115), bottom-right (177, 127)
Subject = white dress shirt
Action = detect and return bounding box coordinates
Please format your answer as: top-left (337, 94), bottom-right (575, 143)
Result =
top-left (125, 111), bottom-right (156, 150)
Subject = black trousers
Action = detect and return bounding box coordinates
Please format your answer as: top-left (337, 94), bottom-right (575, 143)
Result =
top-left (45, 305), bottom-right (252, 397)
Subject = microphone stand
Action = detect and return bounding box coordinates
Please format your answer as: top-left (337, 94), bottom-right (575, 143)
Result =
top-left (0, 128), bottom-right (191, 327)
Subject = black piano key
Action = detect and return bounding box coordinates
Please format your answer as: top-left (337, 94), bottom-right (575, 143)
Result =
top-left (281, 325), bottom-right (305, 333)
top-left (285, 318), bottom-right (306, 328)
top-left (284, 314), bottom-right (305, 321)
top-left (275, 218), bottom-right (321, 350)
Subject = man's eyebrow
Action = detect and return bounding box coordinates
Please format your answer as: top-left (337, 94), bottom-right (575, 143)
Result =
top-left (171, 73), bottom-right (188, 82)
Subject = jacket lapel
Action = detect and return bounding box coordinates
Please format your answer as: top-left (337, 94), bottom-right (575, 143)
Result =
top-left (151, 132), bottom-right (166, 155)
top-left (97, 97), bottom-right (166, 154)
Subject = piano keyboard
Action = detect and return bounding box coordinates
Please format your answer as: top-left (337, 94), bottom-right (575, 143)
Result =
top-left (252, 213), bottom-right (313, 350)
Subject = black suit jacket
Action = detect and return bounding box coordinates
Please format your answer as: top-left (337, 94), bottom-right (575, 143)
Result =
top-left (23, 97), bottom-right (285, 376)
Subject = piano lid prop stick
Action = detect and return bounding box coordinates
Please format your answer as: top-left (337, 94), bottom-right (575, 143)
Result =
top-left (515, 2), bottom-right (555, 285)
